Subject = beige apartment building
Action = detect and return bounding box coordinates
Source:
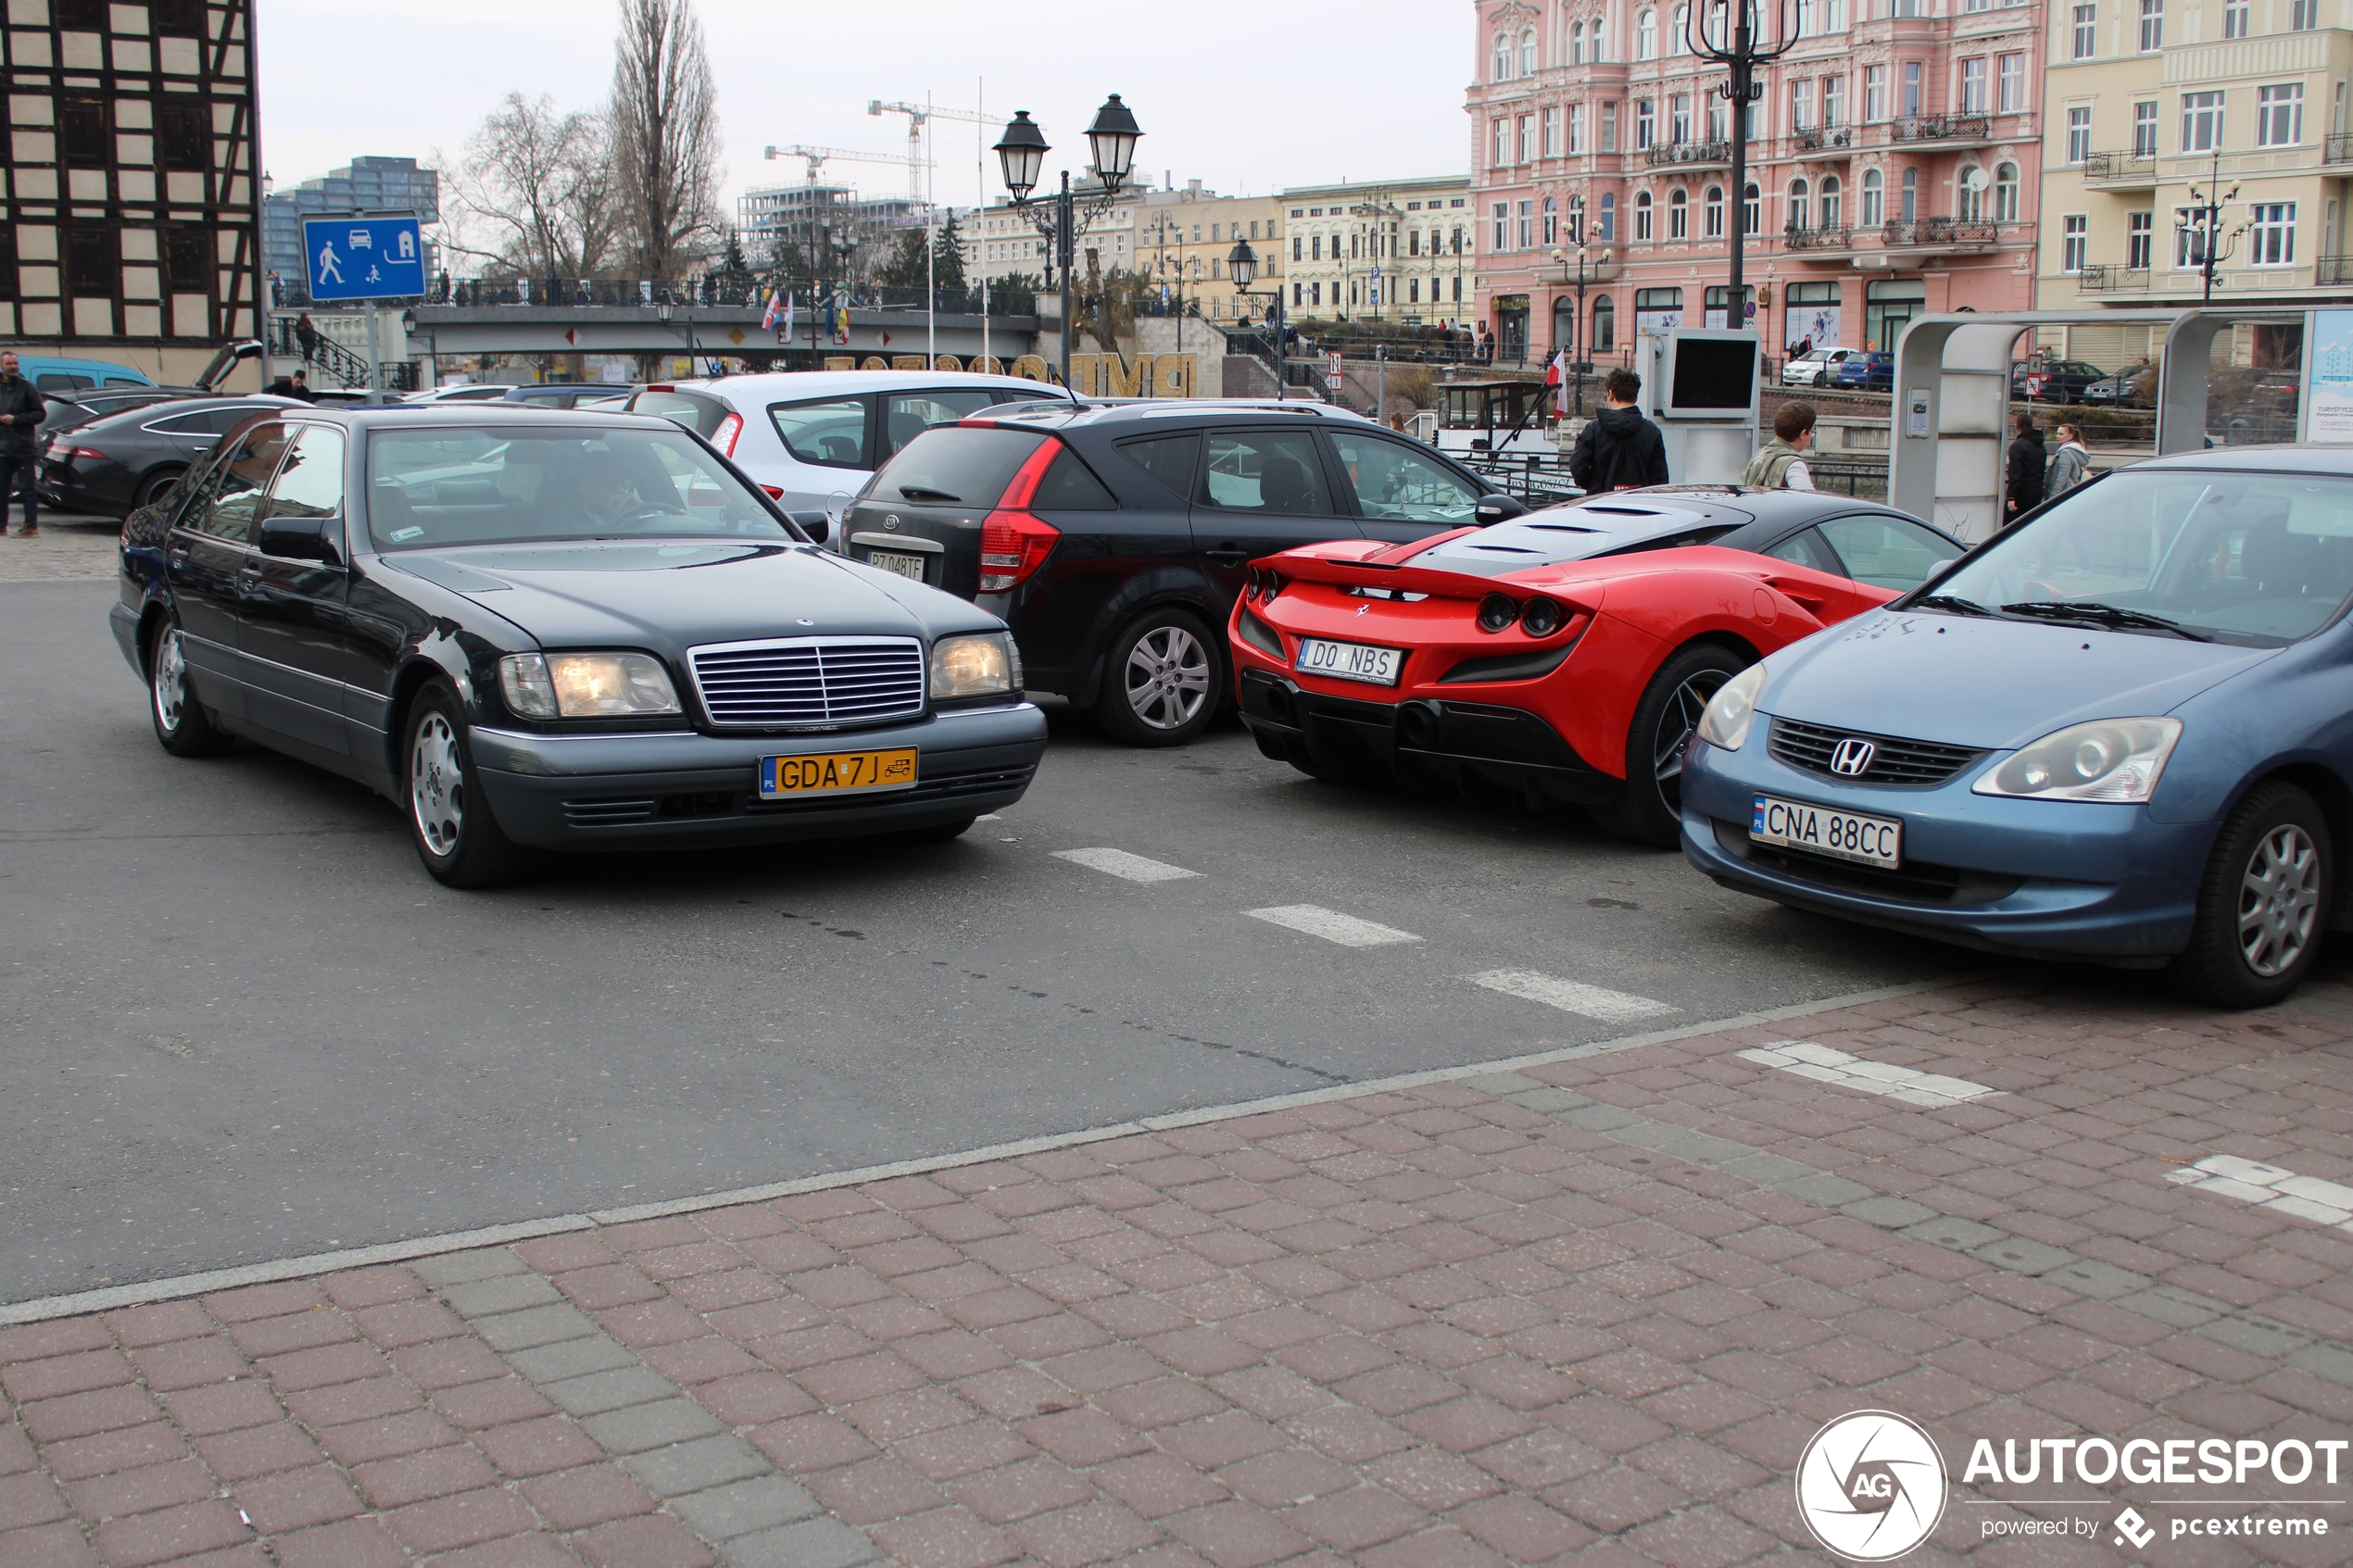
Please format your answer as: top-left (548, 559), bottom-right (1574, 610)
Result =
top-left (1281, 175), bottom-right (1476, 325)
top-left (2039, 0), bottom-right (2353, 358)
top-left (1133, 182), bottom-right (1285, 323)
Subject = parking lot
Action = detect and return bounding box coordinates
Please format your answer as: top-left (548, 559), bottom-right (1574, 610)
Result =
top-left (6, 555), bottom-right (2353, 1566)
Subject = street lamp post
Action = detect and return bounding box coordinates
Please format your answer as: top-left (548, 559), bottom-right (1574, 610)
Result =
top-left (1225, 237), bottom-right (1287, 401)
top-left (995, 96), bottom-right (1144, 391)
top-left (654, 297), bottom-right (695, 376)
top-left (1688, 0), bottom-right (1796, 328)
top-left (1550, 226), bottom-right (1611, 417)
top-left (2179, 150), bottom-right (2244, 307)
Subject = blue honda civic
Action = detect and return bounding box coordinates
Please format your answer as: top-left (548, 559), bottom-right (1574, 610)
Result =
top-left (1680, 446), bottom-right (2353, 1008)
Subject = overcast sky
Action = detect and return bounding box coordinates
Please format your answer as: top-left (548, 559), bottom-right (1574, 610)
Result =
top-left (256, 0), bottom-right (1472, 222)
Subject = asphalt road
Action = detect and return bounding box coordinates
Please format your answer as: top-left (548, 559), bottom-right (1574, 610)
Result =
top-left (0, 576), bottom-right (2014, 1304)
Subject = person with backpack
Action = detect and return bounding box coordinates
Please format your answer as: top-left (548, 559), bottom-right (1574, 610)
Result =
top-left (1742, 402), bottom-right (1819, 491)
top-left (1569, 368), bottom-right (1670, 493)
top-left (2005, 410), bottom-right (2045, 524)
top-left (2044, 422), bottom-right (2090, 498)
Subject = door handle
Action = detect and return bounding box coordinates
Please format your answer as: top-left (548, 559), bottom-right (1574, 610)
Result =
top-left (1205, 547), bottom-right (1249, 564)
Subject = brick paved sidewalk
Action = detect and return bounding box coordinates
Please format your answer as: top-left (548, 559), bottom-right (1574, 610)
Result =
top-left (0, 518), bottom-right (121, 583)
top-left (6, 973), bottom-right (2353, 1566)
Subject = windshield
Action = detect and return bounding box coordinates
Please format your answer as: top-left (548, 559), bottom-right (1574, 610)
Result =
top-left (363, 426), bottom-right (794, 551)
top-left (1926, 469), bottom-right (2353, 646)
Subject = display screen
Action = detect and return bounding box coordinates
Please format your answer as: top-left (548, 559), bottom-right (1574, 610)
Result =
top-left (1670, 339), bottom-right (1759, 410)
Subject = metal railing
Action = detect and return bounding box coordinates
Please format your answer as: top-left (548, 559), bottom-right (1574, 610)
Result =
top-left (2075, 264), bottom-right (2151, 293)
top-left (267, 319), bottom-right (419, 392)
top-left (418, 276), bottom-right (1037, 316)
top-left (1890, 113), bottom-right (1993, 143)
top-left (1463, 449), bottom-right (1586, 504)
top-left (2082, 150), bottom-right (2158, 182)
top-left (2318, 255), bottom-right (2353, 284)
top-left (2327, 132), bottom-right (2353, 164)
top-left (1880, 219), bottom-right (2003, 246)
top-left (1805, 458), bottom-right (1889, 501)
top-left (1794, 126), bottom-right (1854, 151)
top-left (1645, 139), bottom-right (1732, 168)
top-left (1783, 225), bottom-right (1853, 250)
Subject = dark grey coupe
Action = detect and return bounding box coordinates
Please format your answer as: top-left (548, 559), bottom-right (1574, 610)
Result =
top-left (112, 407), bottom-right (1047, 885)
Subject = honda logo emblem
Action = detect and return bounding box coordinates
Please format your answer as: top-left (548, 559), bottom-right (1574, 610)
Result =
top-left (1830, 737), bottom-right (1877, 777)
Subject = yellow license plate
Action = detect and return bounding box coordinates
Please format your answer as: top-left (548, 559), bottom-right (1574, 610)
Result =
top-left (758, 747), bottom-right (917, 800)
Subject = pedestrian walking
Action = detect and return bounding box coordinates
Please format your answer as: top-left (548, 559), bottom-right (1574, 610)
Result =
top-left (1741, 402), bottom-right (1819, 491)
top-left (0, 350), bottom-right (44, 538)
top-left (295, 312), bottom-right (320, 366)
top-left (2045, 422), bottom-right (2090, 499)
top-left (2005, 411), bottom-right (2045, 524)
top-left (1568, 368), bottom-right (1669, 494)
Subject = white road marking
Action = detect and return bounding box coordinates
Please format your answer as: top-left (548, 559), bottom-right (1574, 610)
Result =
top-left (1245, 904), bottom-right (1421, 947)
top-left (1053, 847), bottom-right (1202, 884)
top-left (1737, 1041), bottom-right (2004, 1108)
top-left (2168, 1155), bottom-right (2353, 1230)
top-left (1468, 970), bottom-right (1678, 1023)
top-left (975, 813), bottom-right (1004, 822)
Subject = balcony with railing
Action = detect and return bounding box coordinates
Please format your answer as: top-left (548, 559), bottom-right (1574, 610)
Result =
top-left (1793, 125), bottom-right (1855, 153)
top-left (1879, 219), bottom-right (2004, 253)
top-left (2075, 263), bottom-right (2151, 293)
top-left (2081, 150), bottom-right (2158, 188)
top-left (2317, 254), bottom-right (2353, 284)
top-left (1782, 224), bottom-right (1854, 252)
top-left (2327, 133), bottom-right (2353, 165)
top-left (1645, 139), bottom-right (1732, 169)
top-left (1889, 114), bottom-right (1994, 145)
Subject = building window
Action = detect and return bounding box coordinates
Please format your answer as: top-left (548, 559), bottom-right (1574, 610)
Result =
top-left (1292, 235), bottom-right (1302, 261)
top-left (1669, 187), bottom-right (1690, 238)
top-left (60, 94), bottom-right (108, 168)
top-left (1865, 65), bottom-right (1888, 122)
top-left (1903, 61), bottom-right (1922, 119)
top-left (2133, 101), bottom-right (2158, 156)
top-left (2175, 207), bottom-right (2207, 268)
top-left (1705, 184), bottom-right (1725, 236)
top-left (1520, 116), bottom-right (1537, 162)
top-left (1792, 78), bottom-right (1814, 129)
top-left (1572, 19), bottom-right (1588, 61)
top-left (1789, 177), bottom-right (1811, 230)
top-left (1544, 106), bottom-right (1564, 157)
top-left (1522, 28), bottom-right (1540, 72)
top-left (1600, 191), bottom-right (1617, 239)
top-left (1519, 200), bottom-right (1535, 248)
top-left (1592, 294), bottom-right (1616, 351)
top-left (1568, 194), bottom-right (1586, 242)
top-left (1998, 54), bottom-right (2024, 113)
top-left (2182, 90), bottom-right (2223, 153)
top-left (1672, 93), bottom-right (1692, 143)
top-left (1571, 103), bottom-right (1588, 152)
top-left (2138, 0), bottom-right (2161, 51)
top-left (2128, 210), bottom-right (2154, 267)
top-left (2249, 201), bottom-right (2296, 264)
top-left (1409, 277), bottom-right (1421, 304)
top-left (2293, 0), bottom-right (2317, 26)
top-left (1823, 75), bottom-right (1845, 125)
top-left (2062, 214), bottom-right (2088, 271)
top-left (1494, 31), bottom-right (1514, 79)
top-left (1821, 175), bottom-right (1843, 228)
top-left (1636, 190), bottom-right (1655, 239)
top-left (1967, 0), bottom-right (1988, 12)
top-left (1602, 101), bottom-right (1618, 150)
top-left (1543, 195), bottom-right (1559, 245)
top-left (1637, 98), bottom-right (1656, 147)
top-left (65, 228), bottom-right (114, 296)
top-left (2259, 84), bottom-right (2303, 147)
top-left (2072, 4), bottom-right (2096, 57)
top-left (1827, 0), bottom-right (1846, 26)
top-left (2223, 0), bottom-right (2249, 34)
top-left (1798, 0), bottom-right (1818, 32)
top-left (1901, 166), bottom-right (1918, 222)
top-left (1862, 169), bottom-right (1884, 226)
top-left (1960, 57), bottom-right (1987, 114)
top-left (2069, 106), bottom-right (2094, 162)
top-left (1743, 182), bottom-right (1760, 235)
top-left (1673, 3), bottom-right (1690, 52)
top-left (1994, 162), bottom-right (2019, 220)
top-left (1311, 235), bottom-right (1322, 260)
top-left (1958, 166), bottom-right (1984, 220)
top-left (1638, 8), bottom-right (1658, 57)
top-left (1492, 119), bottom-right (1511, 168)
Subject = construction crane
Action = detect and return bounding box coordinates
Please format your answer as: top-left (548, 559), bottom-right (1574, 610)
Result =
top-left (868, 100), bottom-right (995, 200)
top-left (761, 144), bottom-right (932, 188)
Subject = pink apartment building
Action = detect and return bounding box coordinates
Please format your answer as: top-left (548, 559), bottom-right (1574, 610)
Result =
top-left (1466, 0), bottom-right (2041, 367)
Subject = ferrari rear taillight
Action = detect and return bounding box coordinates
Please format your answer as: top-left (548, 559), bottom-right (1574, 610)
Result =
top-left (712, 412), bottom-right (743, 457)
top-left (979, 510), bottom-right (1060, 592)
top-left (1477, 593), bottom-right (1520, 633)
top-left (1520, 596), bottom-right (1566, 636)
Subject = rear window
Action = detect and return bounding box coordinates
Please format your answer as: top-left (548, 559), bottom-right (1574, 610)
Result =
top-left (632, 390), bottom-right (727, 438)
top-left (870, 426), bottom-right (1045, 507)
top-left (1033, 449), bottom-right (1116, 511)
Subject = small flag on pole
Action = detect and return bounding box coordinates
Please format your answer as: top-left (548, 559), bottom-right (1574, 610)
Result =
top-left (782, 295), bottom-right (795, 338)
top-left (760, 287), bottom-right (782, 332)
top-left (1546, 347), bottom-right (1567, 387)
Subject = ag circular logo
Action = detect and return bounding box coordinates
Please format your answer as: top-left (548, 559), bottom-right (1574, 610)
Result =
top-left (1795, 1411), bottom-right (1947, 1562)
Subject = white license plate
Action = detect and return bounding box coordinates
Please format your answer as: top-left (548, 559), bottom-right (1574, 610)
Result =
top-left (867, 550), bottom-right (926, 583)
top-left (1751, 794), bottom-right (1903, 869)
top-left (1297, 636), bottom-right (1403, 686)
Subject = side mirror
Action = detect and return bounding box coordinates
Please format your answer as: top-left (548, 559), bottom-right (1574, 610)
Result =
top-left (1475, 493), bottom-right (1529, 526)
top-left (257, 514), bottom-right (342, 565)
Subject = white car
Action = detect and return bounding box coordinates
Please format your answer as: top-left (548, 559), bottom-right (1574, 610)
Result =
top-left (406, 383), bottom-right (520, 403)
top-left (609, 370), bottom-right (1077, 547)
top-left (1780, 346), bottom-right (1859, 388)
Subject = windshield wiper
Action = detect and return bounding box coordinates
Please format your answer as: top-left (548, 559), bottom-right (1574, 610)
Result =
top-left (1913, 594), bottom-right (1994, 617)
top-left (896, 484), bottom-right (961, 503)
top-left (1999, 600), bottom-right (2213, 641)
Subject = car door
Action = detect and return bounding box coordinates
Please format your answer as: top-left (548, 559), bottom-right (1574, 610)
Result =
top-left (1324, 429), bottom-right (1484, 547)
top-left (1812, 512), bottom-right (1960, 598)
top-left (762, 392), bottom-right (875, 525)
top-left (164, 420), bottom-right (287, 721)
top-left (1189, 426), bottom-right (1363, 605)
top-left (239, 424), bottom-right (353, 756)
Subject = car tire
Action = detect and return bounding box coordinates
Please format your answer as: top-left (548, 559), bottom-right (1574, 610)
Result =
top-left (404, 680), bottom-right (523, 888)
top-left (1094, 607), bottom-right (1223, 747)
top-left (896, 815), bottom-right (975, 844)
top-left (1591, 643), bottom-right (1752, 849)
top-left (2171, 782), bottom-right (2333, 1009)
top-left (147, 617), bottom-right (233, 758)
top-left (134, 469), bottom-right (184, 512)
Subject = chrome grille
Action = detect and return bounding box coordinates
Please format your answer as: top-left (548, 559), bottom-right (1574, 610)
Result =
top-left (688, 637), bottom-right (925, 728)
top-left (1768, 718), bottom-right (1985, 787)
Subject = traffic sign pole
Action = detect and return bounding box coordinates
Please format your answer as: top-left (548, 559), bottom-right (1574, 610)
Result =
top-left (301, 213), bottom-right (425, 403)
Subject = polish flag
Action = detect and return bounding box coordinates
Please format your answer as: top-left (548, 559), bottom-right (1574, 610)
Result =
top-left (1546, 348), bottom-right (1567, 387)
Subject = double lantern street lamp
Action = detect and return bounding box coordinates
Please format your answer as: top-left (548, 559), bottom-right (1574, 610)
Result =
top-left (995, 95), bottom-right (1144, 392)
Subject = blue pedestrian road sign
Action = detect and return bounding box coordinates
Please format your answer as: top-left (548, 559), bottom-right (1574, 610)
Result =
top-left (301, 215), bottom-right (425, 302)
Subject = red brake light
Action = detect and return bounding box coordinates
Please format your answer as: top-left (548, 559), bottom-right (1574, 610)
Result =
top-left (713, 411), bottom-right (743, 457)
top-left (72, 447), bottom-right (107, 461)
top-left (979, 511), bottom-right (1060, 593)
top-left (646, 383), bottom-right (674, 393)
top-left (759, 484), bottom-right (785, 499)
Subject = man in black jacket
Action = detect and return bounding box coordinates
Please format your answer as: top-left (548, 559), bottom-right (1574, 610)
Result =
top-left (0, 351), bottom-right (44, 538)
top-left (1569, 368), bottom-right (1669, 494)
top-left (2005, 411), bottom-right (2045, 526)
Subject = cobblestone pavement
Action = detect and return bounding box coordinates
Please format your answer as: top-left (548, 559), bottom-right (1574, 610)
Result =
top-left (6, 972), bottom-right (2353, 1566)
top-left (0, 517), bottom-right (120, 583)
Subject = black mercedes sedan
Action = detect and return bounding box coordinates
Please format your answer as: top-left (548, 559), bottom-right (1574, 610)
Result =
top-left (112, 406), bottom-right (1047, 885)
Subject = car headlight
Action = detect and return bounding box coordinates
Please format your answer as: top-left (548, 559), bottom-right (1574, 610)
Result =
top-left (497, 652), bottom-right (681, 719)
top-left (1694, 661), bottom-right (1768, 752)
top-left (931, 633), bottom-right (1021, 701)
top-left (1972, 718), bottom-right (2183, 803)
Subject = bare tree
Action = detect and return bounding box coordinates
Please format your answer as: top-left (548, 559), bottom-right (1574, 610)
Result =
top-left (439, 93), bottom-right (623, 280)
top-left (609, 0), bottom-right (724, 282)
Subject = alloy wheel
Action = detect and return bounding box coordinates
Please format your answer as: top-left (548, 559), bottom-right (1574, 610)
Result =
top-left (2238, 822), bottom-right (2321, 977)
top-left (152, 627), bottom-right (188, 734)
top-left (1652, 670), bottom-right (1730, 809)
top-left (411, 712), bottom-right (466, 858)
top-left (1126, 624), bottom-right (1212, 732)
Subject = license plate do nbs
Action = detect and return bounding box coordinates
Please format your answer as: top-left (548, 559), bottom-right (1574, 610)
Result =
top-left (1297, 637), bottom-right (1403, 687)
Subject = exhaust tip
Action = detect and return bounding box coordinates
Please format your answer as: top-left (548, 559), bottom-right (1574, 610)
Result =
top-left (1396, 702), bottom-right (1438, 749)
top-left (1264, 684), bottom-right (1297, 723)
